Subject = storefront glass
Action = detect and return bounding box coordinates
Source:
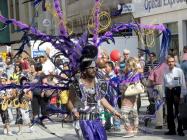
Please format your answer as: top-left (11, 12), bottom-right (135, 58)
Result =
top-left (166, 22), bottom-right (179, 58)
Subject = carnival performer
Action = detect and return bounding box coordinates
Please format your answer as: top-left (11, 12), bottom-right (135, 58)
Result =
top-left (15, 75), bottom-right (33, 134)
top-left (0, 74), bottom-right (14, 135)
top-left (119, 57), bottom-right (141, 138)
top-left (67, 45), bottom-right (121, 140)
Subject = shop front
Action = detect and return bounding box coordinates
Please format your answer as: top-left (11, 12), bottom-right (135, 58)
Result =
top-left (132, 0), bottom-right (187, 61)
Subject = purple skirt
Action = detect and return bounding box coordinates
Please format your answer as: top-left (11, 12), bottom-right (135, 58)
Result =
top-left (79, 119), bottom-right (107, 140)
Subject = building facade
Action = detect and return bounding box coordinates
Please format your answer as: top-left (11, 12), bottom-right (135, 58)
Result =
top-left (0, 0), bottom-right (66, 56)
top-left (0, 0), bottom-right (10, 42)
top-left (133, 0), bottom-right (187, 60)
top-left (65, 0), bottom-right (133, 35)
top-left (4, 0), bottom-right (66, 41)
top-left (6, 0), bottom-right (35, 41)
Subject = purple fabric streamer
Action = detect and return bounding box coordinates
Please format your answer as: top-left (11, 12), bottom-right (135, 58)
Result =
top-left (0, 15), bottom-right (45, 35)
top-left (53, 0), bottom-right (68, 36)
top-left (78, 31), bottom-right (88, 47)
top-left (0, 83), bottom-right (68, 91)
top-left (97, 31), bottom-right (115, 47)
top-left (110, 23), bottom-right (166, 33)
top-left (0, 15), bottom-right (6, 23)
top-left (93, 0), bottom-right (100, 47)
top-left (33, 0), bottom-right (43, 6)
top-left (139, 23), bottom-right (166, 31)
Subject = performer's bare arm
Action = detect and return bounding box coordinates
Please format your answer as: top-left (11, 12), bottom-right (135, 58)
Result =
top-left (67, 93), bottom-right (75, 112)
top-left (100, 98), bottom-right (121, 118)
top-left (67, 88), bottom-right (79, 118)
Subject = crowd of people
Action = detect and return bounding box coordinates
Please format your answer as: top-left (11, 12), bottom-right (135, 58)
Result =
top-left (0, 45), bottom-right (187, 139)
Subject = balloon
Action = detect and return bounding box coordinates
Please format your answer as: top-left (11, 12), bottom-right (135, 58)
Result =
top-left (110, 50), bottom-right (121, 62)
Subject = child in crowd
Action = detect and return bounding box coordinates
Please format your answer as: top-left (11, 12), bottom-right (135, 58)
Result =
top-left (0, 74), bottom-right (14, 135)
top-left (15, 76), bottom-right (33, 134)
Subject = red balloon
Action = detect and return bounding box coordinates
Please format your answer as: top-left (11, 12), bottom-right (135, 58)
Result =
top-left (110, 50), bottom-right (121, 62)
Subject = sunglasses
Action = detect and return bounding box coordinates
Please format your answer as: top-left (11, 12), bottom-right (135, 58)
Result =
top-left (86, 67), bottom-right (96, 70)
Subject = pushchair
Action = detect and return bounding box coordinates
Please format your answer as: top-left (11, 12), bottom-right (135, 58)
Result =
top-left (144, 88), bottom-right (164, 127)
top-left (179, 95), bottom-right (187, 130)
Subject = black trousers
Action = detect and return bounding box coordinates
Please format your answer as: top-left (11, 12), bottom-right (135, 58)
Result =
top-left (165, 87), bottom-right (183, 133)
top-left (31, 96), bottom-right (49, 117)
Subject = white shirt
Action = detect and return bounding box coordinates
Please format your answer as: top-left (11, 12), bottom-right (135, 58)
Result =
top-left (163, 67), bottom-right (186, 97)
top-left (42, 59), bottom-right (55, 75)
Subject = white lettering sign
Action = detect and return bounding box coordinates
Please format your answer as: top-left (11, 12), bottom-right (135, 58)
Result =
top-left (118, 4), bottom-right (135, 14)
top-left (144, 0), bottom-right (187, 12)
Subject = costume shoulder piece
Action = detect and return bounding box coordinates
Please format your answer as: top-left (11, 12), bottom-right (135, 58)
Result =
top-left (97, 79), bottom-right (108, 96)
top-left (70, 78), bottom-right (82, 98)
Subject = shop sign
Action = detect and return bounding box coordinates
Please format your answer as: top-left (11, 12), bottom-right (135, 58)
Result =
top-left (118, 3), bottom-right (135, 14)
top-left (144, 0), bottom-right (187, 12)
top-left (32, 50), bottom-right (46, 58)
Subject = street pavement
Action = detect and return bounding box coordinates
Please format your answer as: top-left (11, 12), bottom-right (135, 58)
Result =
top-left (0, 122), bottom-right (187, 140)
top-left (0, 95), bottom-right (187, 140)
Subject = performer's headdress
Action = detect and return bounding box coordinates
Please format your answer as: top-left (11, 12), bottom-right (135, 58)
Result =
top-left (80, 44), bottom-right (98, 72)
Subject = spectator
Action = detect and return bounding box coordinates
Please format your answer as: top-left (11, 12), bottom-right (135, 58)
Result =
top-left (10, 64), bottom-right (22, 84)
top-left (0, 55), bottom-right (6, 74)
top-left (96, 51), bottom-right (109, 79)
top-left (105, 61), bottom-right (116, 80)
top-left (181, 46), bottom-right (187, 82)
top-left (119, 57), bottom-right (141, 137)
top-left (148, 62), bottom-right (168, 129)
top-left (0, 73), bottom-right (14, 135)
top-left (164, 55), bottom-right (186, 136)
top-left (31, 63), bottom-right (44, 121)
top-left (144, 52), bottom-right (159, 77)
top-left (123, 49), bottom-right (130, 63)
top-left (5, 57), bottom-right (14, 79)
top-left (20, 57), bottom-right (30, 72)
top-left (15, 75), bottom-right (33, 134)
top-left (39, 54), bottom-right (55, 75)
top-left (104, 61), bottom-right (120, 131)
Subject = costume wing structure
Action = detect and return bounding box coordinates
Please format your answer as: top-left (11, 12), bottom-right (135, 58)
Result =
top-left (13, 32), bottom-right (31, 59)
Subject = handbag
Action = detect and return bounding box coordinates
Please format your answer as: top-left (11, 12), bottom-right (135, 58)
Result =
top-left (124, 82), bottom-right (145, 96)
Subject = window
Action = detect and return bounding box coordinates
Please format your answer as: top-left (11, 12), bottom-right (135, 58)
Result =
top-left (166, 22), bottom-right (178, 35)
top-left (9, 0), bottom-right (20, 32)
top-left (9, 0), bottom-right (15, 32)
top-left (67, 0), bottom-right (79, 5)
top-left (166, 22), bottom-right (179, 58)
top-left (15, 0), bottom-right (20, 20)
